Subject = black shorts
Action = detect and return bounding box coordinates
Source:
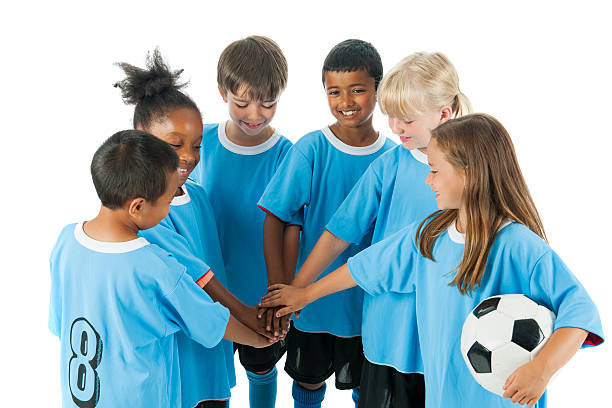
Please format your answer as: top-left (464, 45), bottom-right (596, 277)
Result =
top-left (358, 358), bottom-right (425, 408)
top-left (233, 337), bottom-right (287, 373)
top-left (284, 324), bottom-right (364, 389)
top-left (194, 400), bottom-right (227, 408)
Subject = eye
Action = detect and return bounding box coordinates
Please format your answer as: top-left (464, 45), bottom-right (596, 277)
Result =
top-left (403, 120), bottom-right (413, 125)
top-left (327, 90), bottom-right (339, 96)
top-left (168, 144), bottom-right (182, 149)
top-left (194, 145), bottom-right (201, 150)
top-left (352, 88), bottom-right (366, 93)
top-left (262, 101), bottom-right (277, 109)
top-left (235, 103), bottom-right (248, 109)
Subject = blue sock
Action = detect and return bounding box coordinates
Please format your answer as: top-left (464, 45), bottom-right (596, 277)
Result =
top-left (246, 367), bottom-right (278, 408)
top-left (292, 381), bottom-right (326, 408)
top-left (352, 388), bottom-right (360, 408)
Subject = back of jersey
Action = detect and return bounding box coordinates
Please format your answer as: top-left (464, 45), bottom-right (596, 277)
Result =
top-left (48, 223), bottom-right (211, 407)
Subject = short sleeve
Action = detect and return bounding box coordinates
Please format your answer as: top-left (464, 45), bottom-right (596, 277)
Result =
top-left (347, 226), bottom-right (418, 296)
top-left (159, 270), bottom-right (230, 348)
top-left (326, 161), bottom-right (382, 244)
top-left (529, 250), bottom-right (604, 347)
top-left (258, 147), bottom-right (312, 223)
top-left (48, 257), bottom-right (60, 337)
top-left (140, 224), bottom-right (211, 283)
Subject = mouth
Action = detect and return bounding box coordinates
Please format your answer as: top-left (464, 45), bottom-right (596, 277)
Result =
top-left (339, 109), bottom-right (359, 119)
top-left (242, 121), bottom-right (264, 130)
top-left (178, 166), bottom-right (193, 178)
top-left (399, 136), bottom-right (412, 143)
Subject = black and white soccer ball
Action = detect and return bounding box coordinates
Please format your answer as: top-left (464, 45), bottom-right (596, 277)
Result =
top-left (460, 294), bottom-right (556, 396)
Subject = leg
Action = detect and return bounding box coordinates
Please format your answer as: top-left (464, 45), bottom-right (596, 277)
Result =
top-left (237, 339), bottom-right (287, 408)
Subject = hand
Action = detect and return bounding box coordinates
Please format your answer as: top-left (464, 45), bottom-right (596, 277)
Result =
top-left (502, 360), bottom-right (550, 406)
top-left (240, 305), bottom-right (277, 341)
top-left (259, 284), bottom-right (309, 318)
top-left (253, 332), bottom-right (277, 348)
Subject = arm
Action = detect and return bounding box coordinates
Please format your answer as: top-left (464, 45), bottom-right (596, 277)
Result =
top-left (282, 224), bottom-right (301, 283)
top-left (204, 276), bottom-right (274, 340)
top-left (502, 327), bottom-right (588, 406)
top-left (223, 315), bottom-right (274, 348)
top-left (262, 213), bottom-right (292, 335)
top-left (260, 263), bottom-right (357, 317)
top-left (292, 230), bottom-right (350, 287)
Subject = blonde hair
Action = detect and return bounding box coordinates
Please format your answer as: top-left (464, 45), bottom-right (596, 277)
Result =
top-left (217, 35), bottom-right (288, 102)
top-left (416, 113), bottom-right (546, 294)
top-left (378, 52), bottom-right (471, 119)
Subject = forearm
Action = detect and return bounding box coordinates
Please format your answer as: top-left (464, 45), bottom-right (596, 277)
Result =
top-left (304, 263), bottom-right (357, 303)
top-left (263, 214), bottom-right (290, 285)
top-left (293, 230), bottom-right (350, 287)
top-left (203, 277), bottom-right (248, 320)
top-left (282, 224), bottom-right (301, 283)
top-left (533, 327), bottom-right (588, 378)
top-left (223, 315), bottom-right (264, 346)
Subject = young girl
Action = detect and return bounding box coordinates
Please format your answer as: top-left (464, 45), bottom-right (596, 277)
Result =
top-left (261, 113), bottom-right (604, 407)
top-left (275, 52), bottom-right (471, 408)
top-left (114, 49), bottom-right (275, 408)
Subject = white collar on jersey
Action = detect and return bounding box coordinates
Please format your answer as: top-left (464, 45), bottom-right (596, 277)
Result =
top-left (218, 120), bottom-right (282, 156)
top-left (409, 148), bottom-right (429, 165)
top-left (447, 219), bottom-right (513, 244)
top-left (171, 184), bottom-right (191, 206)
top-left (321, 127), bottom-right (387, 156)
top-left (74, 222), bottom-right (149, 253)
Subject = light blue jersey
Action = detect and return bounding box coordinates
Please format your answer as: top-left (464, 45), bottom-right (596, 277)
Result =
top-left (139, 180), bottom-right (235, 406)
top-left (258, 128), bottom-right (396, 336)
top-left (48, 223), bottom-right (230, 408)
top-left (192, 122), bottom-right (293, 307)
top-left (326, 145), bottom-right (436, 372)
top-left (348, 221), bottom-right (604, 408)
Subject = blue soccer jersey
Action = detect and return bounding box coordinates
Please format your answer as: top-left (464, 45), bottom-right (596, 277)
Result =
top-left (347, 221), bottom-right (604, 408)
top-left (48, 223), bottom-right (230, 408)
top-left (191, 122), bottom-right (293, 307)
top-left (258, 128), bottom-right (396, 336)
top-left (139, 180), bottom-right (235, 405)
top-left (326, 145), bottom-right (436, 372)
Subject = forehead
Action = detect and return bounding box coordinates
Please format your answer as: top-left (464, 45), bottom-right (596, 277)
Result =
top-left (324, 69), bottom-right (375, 88)
top-left (230, 87), bottom-right (275, 102)
top-left (149, 108), bottom-right (203, 137)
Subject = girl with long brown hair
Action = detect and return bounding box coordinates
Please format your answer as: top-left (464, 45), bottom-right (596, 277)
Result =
top-left (260, 113), bottom-right (603, 407)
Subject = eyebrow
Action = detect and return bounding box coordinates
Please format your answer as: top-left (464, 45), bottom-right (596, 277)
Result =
top-left (327, 83), bottom-right (368, 89)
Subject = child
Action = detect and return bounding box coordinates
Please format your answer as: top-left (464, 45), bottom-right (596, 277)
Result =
top-left (190, 36), bottom-right (293, 408)
top-left (114, 49), bottom-right (274, 408)
top-left (261, 114), bottom-right (604, 408)
top-left (257, 39), bottom-right (396, 408)
top-left (282, 52), bottom-right (471, 407)
top-left (48, 130), bottom-right (269, 407)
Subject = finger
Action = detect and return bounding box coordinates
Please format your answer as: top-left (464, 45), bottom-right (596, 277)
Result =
top-left (511, 390), bottom-right (526, 404)
top-left (262, 291), bottom-right (283, 301)
top-left (267, 284), bottom-right (287, 291)
top-left (503, 372), bottom-right (517, 390)
top-left (276, 306), bottom-right (296, 317)
top-left (527, 398), bottom-right (537, 407)
top-left (257, 307), bottom-right (266, 319)
top-left (503, 385), bottom-right (518, 399)
top-left (260, 297), bottom-right (284, 308)
top-left (295, 310), bottom-right (300, 318)
top-left (272, 313), bottom-right (280, 337)
top-left (265, 309), bottom-right (273, 332)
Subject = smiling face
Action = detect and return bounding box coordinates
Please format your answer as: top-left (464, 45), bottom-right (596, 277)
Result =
top-left (324, 69), bottom-right (377, 130)
top-left (425, 138), bottom-right (466, 211)
top-left (388, 107), bottom-right (453, 151)
top-left (144, 108), bottom-right (203, 187)
top-left (221, 87), bottom-right (278, 143)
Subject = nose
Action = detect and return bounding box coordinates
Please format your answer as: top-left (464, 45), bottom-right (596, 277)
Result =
top-left (178, 147), bottom-right (196, 166)
top-left (246, 103), bottom-right (263, 121)
top-left (424, 171), bottom-right (432, 186)
top-left (340, 90), bottom-right (353, 107)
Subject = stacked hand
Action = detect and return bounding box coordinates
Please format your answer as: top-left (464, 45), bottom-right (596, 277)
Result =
top-left (256, 285), bottom-right (298, 339)
top-left (258, 284), bottom-right (309, 320)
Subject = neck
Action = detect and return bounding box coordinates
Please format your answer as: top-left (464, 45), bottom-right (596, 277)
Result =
top-left (225, 121), bottom-right (274, 147)
top-left (329, 119), bottom-right (377, 147)
top-left (83, 205), bottom-right (140, 242)
top-left (456, 207), bottom-right (468, 234)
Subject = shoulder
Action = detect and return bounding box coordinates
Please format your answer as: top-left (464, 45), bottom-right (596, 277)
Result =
top-left (203, 123), bottom-right (220, 135)
top-left (381, 136), bottom-right (398, 151)
top-left (50, 223), bottom-right (79, 260)
top-left (492, 222), bottom-right (551, 266)
top-left (138, 244), bottom-right (189, 291)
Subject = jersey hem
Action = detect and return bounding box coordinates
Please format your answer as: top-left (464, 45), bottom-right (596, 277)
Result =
top-left (196, 270), bottom-right (214, 288)
top-left (257, 205), bottom-right (288, 223)
top-left (363, 354), bottom-right (425, 375)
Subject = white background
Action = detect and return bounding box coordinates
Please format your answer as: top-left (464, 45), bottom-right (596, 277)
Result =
top-left (1, 0), bottom-right (610, 406)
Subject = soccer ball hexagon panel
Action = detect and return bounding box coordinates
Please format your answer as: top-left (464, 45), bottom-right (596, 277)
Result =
top-left (460, 294), bottom-right (556, 396)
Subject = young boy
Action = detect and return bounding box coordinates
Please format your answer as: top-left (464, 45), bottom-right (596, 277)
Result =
top-left (257, 39), bottom-right (396, 408)
top-left (191, 35), bottom-right (293, 408)
top-left (48, 130), bottom-right (269, 407)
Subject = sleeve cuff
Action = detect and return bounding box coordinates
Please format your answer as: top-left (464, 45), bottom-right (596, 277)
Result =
top-left (258, 205), bottom-right (288, 223)
top-left (196, 270), bottom-right (214, 288)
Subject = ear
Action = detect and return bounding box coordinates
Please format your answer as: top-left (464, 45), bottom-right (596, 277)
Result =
top-left (438, 105), bottom-right (453, 125)
top-left (218, 86), bottom-right (228, 103)
top-left (127, 197), bottom-right (146, 218)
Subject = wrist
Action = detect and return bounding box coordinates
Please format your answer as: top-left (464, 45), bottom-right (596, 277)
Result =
top-left (530, 355), bottom-right (553, 380)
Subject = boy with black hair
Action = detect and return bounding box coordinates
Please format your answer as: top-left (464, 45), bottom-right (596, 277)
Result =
top-left (257, 39), bottom-right (396, 408)
top-left (191, 35), bottom-right (294, 408)
top-left (48, 130), bottom-right (268, 407)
